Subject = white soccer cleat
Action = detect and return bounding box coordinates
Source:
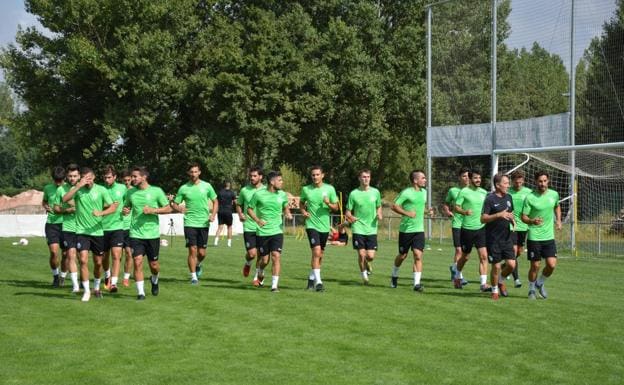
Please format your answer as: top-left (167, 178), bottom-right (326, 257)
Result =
top-left (81, 291), bottom-right (91, 302)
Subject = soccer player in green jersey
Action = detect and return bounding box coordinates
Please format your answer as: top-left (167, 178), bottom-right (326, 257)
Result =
top-left (521, 171), bottom-right (562, 300)
top-left (53, 164), bottom-right (81, 293)
top-left (121, 169), bottom-right (133, 287)
top-left (300, 165), bottom-right (339, 292)
top-left (345, 169), bottom-right (382, 285)
top-left (390, 170), bottom-right (433, 292)
top-left (42, 166), bottom-right (66, 287)
top-left (124, 166), bottom-right (172, 300)
top-left (62, 167), bottom-right (118, 301)
top-left (101, 165), bottom-right (127, 292)
top-left (443, 167), bottom-right (470, 284)
top-left (170, 163), bottom-right (218, 284)
top-left (453, 169), bottom-right (491, 292)
top-left (508, 169), bottom-right (532, 288)
top-left (236, 167), bottom-right (265, 284)
top-left (247, 171), bottom-right (292, 292)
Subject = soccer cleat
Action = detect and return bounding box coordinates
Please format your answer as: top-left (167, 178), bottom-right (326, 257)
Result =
top-left (514, 279), bottom-right (522, 288)
top-left (390, 276), bottom-right (398, 288)
top-left (122, 278), bottom-right (130, 287)
top-left (72, 287), bottom-right (81, 294)
top-left (491, 292), bottom-right (500, 301)
top-left (365, 260), bottom-right (373, 275)
top-left (59, 276), bottom-right (65, 287)
top-left (151, 281), bottom-right (159, 296)
top-left (461, 278), bottom-right (469, 286)
top-left (362, 277), bottom-right (370, 286)
top-left (453, 278), bottom-right (463, 289)
top-left (536, 283), bottom-right (548, 299)
top-left (307, 279), bottom-right (315, 290)
top-left (242, 264), bottom-right (251, 277)
top-left (196, 264), bottom-right (203, 278)
top-left (52, 275), bottom-right (60, 288)
top-left (109, 284), bottom-right (118, 293)
top-left (315, 282), bottom-right (324, 292)
top-left (480, 284), bottom-right (492, 292)
top-left (528, 290), bottom-right (537, 300)
top-left (81, 291), bottom-right (91, 302)
top-left (271, 287), bottom-right (280, 293)
top-left (449, 265), bottom-right (456, 281)
top-left (104, 277), bottom-right (111, 290)
top-left (498, 282), bottom-right (508, 297)
top-left (191, 279), bottom-right (198, 285)
top-left (413, 284), bottom-right (424, 292)
top-left (137, 294), bottom-right (146, 300)
top-left (94, 290), bottom-right (103, 299)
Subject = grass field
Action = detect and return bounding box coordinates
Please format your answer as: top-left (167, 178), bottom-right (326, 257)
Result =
top-left (1, 236), bottom-right (623, 385)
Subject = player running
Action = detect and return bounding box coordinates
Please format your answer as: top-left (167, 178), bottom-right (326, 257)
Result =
top-left (120, 169), bottom-right (133, 287)
top-left (42, 166), bottom-right (66, 287)
top-left (214, 182), bottom-right (236, 247)
top-left (480, 173), bottom-right (516, 300)
top-left (508, 170), bottom-right (532, 288)
top-left (101, 165), bottom-right (128, 292)
top-left (345, 169), bottom-right (382, 285)
top-left (300, 165), bottom-right (339, 292)
top-left (237, 167), bottom-right (265, 285)
top-left (390, 170), bottom-right (433, 292)
top-left (443, 167), bottom-right (470, 285)
top-left (247, 171), bottom-right (292, 292)
top-left (522, 171), bottom-right (562, 300)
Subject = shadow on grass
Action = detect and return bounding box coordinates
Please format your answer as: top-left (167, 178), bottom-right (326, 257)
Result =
top-left (0, 279), bottom-right (54, 289)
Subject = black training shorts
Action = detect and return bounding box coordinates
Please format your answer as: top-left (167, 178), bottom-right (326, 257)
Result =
top-left (130, 238), bottom-right (161, 262)
top-left (526, 239), bottom-right (557, 261)
top-left (306, 229), bottom-right (329, 250)
top-left (398, 232), bottom-right (425, 254)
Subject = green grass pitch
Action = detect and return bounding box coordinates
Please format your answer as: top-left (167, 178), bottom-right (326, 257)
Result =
top-left (1, 236), bottom-right (622, 385)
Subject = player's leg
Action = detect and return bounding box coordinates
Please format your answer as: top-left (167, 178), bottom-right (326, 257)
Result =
top-left (185, 227), bottom-right (199, 283)
top-left (64, 232), bottom-right (80, 292)
top-left (226, 225), bottom-right (233, 247)
top-left (92, 238), bottom-right (104, 298)
top-left (535, 241), bottom-right (556, 299)
top-left (411, 233), bottom-right (425, 292)
top-left (364, 235), bottom-right (377, 275)
top-left (130, 239), bottom-right (146, 299)
top-left (196, 228), bottom-right (208, 275)
top-left (526, 240), bottom-right (542, 299)
top-left (454, 229), bottom-right (471, 289)
top-left (109, 239), bottom-right (122, 292)
top-left (77, 237), bottom-right (91, 301)
top-left (146, 239), bottom-right (161, 296)
top-left (46, 224), bottom-right (61, 287)
top-left (253, 236), bottom-right (268, 287)
top-left (242, 232), bottom-right (257, 278)
top-left (450, 228), bottom-right (465, 282)
top-left (123, 230), bottom-right (132, 287)
top-left (391, 232), bottom-right (410, 288)
top-left (214, 216), bottom-right (223, 246)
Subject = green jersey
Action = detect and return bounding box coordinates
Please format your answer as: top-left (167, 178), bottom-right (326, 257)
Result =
top-left (237, 185), bottom-right (265, 232)
top-left (125, 185), bottom-right (169, 239)
top-left (43, 183), bottom-right (63, 224)
top-left (102, 182), bottom-right (127, 231)
top-left (395, 187), bottom-right (427, 233)
top-left (445, 186), bottom-right (463, 229)
top-left (509, 186), bottom-right (532, 232)
top-left (455, 186), bottom-right (487, 230)
top-left (56, 183), bottom-right (77, 232)
top-left (174, 180), bottom-right (217, 228)
top-left (346, 187), bottom-right (382, 236)
top-left (522, 189), bottom-right (560, 241)
top-left (248, 189), bottom-right (288, 237)
top-left (122, 187), bottom-right (134, 230)
top-left (74, 184), bottom-right (113, 236)
top-left (300, 183), bottom-right (338, 233)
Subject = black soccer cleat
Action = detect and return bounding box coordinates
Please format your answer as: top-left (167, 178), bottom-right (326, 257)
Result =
top-left (413, 284), bottom-right (424, 292)
top-left (151, 280), bottom-right (159, 296)
top-left (315, 282), bottom-right (324, 292)
top-left (307, 279), bottom-right (315, 290)
top-left (390, 276), bottom-right (398, 288)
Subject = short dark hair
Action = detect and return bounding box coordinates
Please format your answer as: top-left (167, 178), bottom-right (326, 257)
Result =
top-left (493, 172), bottom-right (508, 186)
top-left (249, 166), bottom-right (263, 176)
top-left (468, 169), bottom-right (481, 179)
top-left (66, 163), bottom-right (80, 173)
top-left (80, 166), bottom-right (94, 176)
top-left (409, 169), bottom-right (425, 183)
top-left (267, 170), bottom-right (281, 182)
top-left (358, 169), bottom-right (371, 176)
top-left (187, 162), bottom-right (201, 171)
top-left (510, 169), bottom-right (525, 180)
top-left (52, 166), bottom-right (65, 182)
top-left (458, 167), bottom-right (470, 176)
top-left (535, 170), bottom-right (549, 181)
top-left (310, 165), bottom-right (323, 173)
top-left (133, 166), bottom-right (149, 178)
top-left (121, 169), bottom-right (131, 178)
top-left (102, 164), bottom-right (117, 176)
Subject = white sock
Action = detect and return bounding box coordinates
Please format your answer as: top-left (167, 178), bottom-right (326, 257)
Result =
top-left (361, 270), bottom-right (368, 280)
top-left (123, 272), bottom-right (131, 280)
top-left (136, 280), bottom-right (145, 295)
top-left (82, 280), bottom-right (90, 292)
top-left (94, 278), bottom-right (101, 291)
top-left (414, 271), bottom-right (422, 285)
top-left (492, 285), bottom-right (499, 294)
top-left (454, 269), bottom-right (462, 280)
top-left (528, 281), bottom-right (536, 290)
top-left (105, 269), bottom-right (111, 279)
top-left (480, 275), bottom-right (487, 285)
top-left (214, 238), bottom-right (219, 245)
top-left (151, 274), bottom-right (159, 284)
top-left (537, 274), bottom-right (547, 286)
top-left (60, 271), bottom-right (67, 278)
top-left (111, 276), bottom-right (118, 286)
top-left (71, 272), bottom-right (79, 289)
top-left (271, 276), bottom-right (279, 289)
top-left (191, 272), bottom-right (197, 280)
top-left (392, 265), bottom-right (400, 277)
top-left (308, 270), bottom-right (315, 280)
top-left (227, 239), bottom-right (232, 247)
top-left (459, 271), bottom-right (464, 279)
top-left (52, 268), bottom-right (59, 275)
top-left (313, 268), bottom-right (322, 284)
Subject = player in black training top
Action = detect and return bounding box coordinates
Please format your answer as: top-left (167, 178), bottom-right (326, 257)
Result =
top-left (215, 182), bottom-right (237, 247)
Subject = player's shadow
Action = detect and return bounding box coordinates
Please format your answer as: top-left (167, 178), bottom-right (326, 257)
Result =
top-left (0, 279), bottom-right (54, 290)
top-left (13, 291), bottom-right (78, 300)
top-left (323, 278), bottom-right (384, 288)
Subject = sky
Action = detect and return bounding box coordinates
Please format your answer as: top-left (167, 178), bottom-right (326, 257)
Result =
top-left (0, 0), bottom-right (620, 81)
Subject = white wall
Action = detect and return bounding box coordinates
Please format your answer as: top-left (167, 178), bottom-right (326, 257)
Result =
top-left (0, 214), bottom-right (243, 237)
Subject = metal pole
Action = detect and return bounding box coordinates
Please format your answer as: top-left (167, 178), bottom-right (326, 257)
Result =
top-left (570, 0), bottom-right (576, 253)
top-left (426, 5), bottom-right (433, 240)
top-left (491, 0), bottom-right (498, 186)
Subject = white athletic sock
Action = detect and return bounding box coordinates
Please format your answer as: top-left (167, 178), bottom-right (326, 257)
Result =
top-left (528, 281), bottom-right (536, 290)
top-left (60, 271), bottom-right (67, 278)
top-left (537, 274), bottom-right (548, 286)
top-left (94, 278), bottom-right (101, 291)
top-left (123, 272), bottom-right (131, 280)
top-left (111, 276), bottom-right (118, 286)
top-left (459, 271), bottom-right (464, 279)
top-left (271, 276), bottom-right (279, 289)
top-left (454, 269), bottom-right (462, 280)
top-left (414, 272), bottom-right (422, 285)
top-left (227, 239), bottom-right (231, 247)
top-left (313, 269), bottom-right (322, 284)
top-left (52, 268), bottom-right (59, 275)
top-left (308, 270), bottom-right (315, 280)
top-left (151, 274), bottom-right (159, 284)
top-left (361, 270), bottom-right (369, 280)
top-left (392, 266), bottom-right (400, 277)
top-left (480, 275), bottom-right (487, 285)
top-left (136, 280), bottom-right (145, 295)
top-left (492, 285), bottom-right (499, 294)
top-left (82, 280), bottom-right (90, 292)
top-left (253, 270), bottom-right (259, 280)
top-left (71, 272), bottom-right (79, 289)
top-left (105, 269), bottom-right (111, 279)
top-left (191, 272), bottom-right (198, 280)
top-left (214, 238), bottom-right (219, 246)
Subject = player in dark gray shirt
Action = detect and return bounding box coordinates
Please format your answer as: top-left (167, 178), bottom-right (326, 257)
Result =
top-left (215, 182), bottom-right (237, 247)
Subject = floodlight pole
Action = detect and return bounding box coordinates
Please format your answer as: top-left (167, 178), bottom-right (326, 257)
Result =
top-left (426, 5), bottom-right (433, 240)
top-left (569, 0), bottom-right (577, 254)
top-left (490, 0), bottom-right (498, 187)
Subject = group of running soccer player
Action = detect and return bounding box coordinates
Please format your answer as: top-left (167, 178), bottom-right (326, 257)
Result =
top-left (42, 162), bottom-right (561, 301)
